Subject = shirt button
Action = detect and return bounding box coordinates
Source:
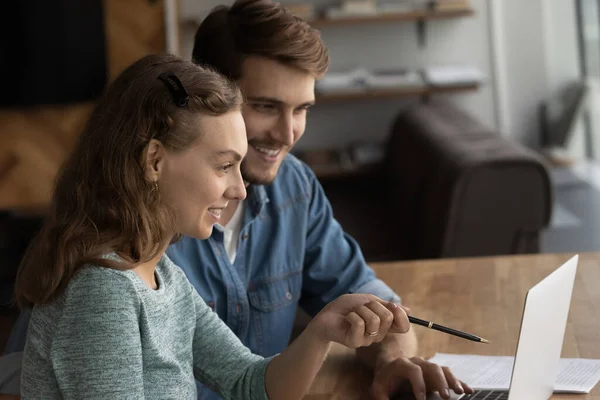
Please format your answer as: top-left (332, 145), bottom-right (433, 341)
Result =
top-left (242, 233), bottom-right (249, 240)
top-left (285, 291), bottom-right (293, 300)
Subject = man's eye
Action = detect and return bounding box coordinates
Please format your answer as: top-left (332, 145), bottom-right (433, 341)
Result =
top-left (295, 105), bottom-right (311, 114)
top-left (253, 104), bottom-right (275, 113)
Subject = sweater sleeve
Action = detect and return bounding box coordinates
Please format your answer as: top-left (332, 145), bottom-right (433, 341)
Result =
top-left (190, 288), bottom-right (272, 400)
top-left (50, 269), bottom-right (145, 399)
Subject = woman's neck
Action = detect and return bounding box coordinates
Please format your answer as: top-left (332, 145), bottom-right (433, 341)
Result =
top-left (132, 252), bottom-right (164, 290)
top-left (118, 245), bottom-right (168, 290)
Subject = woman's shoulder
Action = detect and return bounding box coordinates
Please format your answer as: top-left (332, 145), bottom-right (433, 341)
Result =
top-left (30, 266), bottom-right (141, 331)
top-left (65, 265), bottom-right (140, 306)
top-left (72, 263), bottom-right (136, 284)
top-left (159, 254), bottom-right (193, 288)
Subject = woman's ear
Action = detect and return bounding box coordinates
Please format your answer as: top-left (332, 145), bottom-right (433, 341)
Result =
top-left (144, 139), bottom-right (165, 182)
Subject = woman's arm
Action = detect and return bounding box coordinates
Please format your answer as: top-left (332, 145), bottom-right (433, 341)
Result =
top-left (190, 277), bottom-right (408, 400)
top-left (265, 294), bottom-right (410, 400)
top-left (263, 319), bottom-right (331, 400)
top-left (190, 288), bottom-right (271, 400)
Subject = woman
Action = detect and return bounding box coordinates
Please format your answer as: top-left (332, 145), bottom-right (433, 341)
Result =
top-left (15, 54), bottom-right (410, 399)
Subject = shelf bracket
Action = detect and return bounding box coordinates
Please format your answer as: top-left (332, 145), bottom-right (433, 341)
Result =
top-left (416, 18), bottom-right (427, 47)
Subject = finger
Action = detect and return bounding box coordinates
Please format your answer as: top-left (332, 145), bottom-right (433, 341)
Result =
top-left (371, 358), bottom-right (423, 400)
top-left (370, 382), bottom-right (389, 400)
top-left (441, 366), bottom-right (464, 394)
top-left (401, 358), bottom-right (427, 400)
top-left (461, 380), bottom-right (474, 394)
top-left (380, 299), bottom-right (410, 314)
top-left (364, 301), bottom-right (394, 340)
top-left (354, 305), bottom-right (381, 338)
top-left (345, 311), bottom-right (366, 348)
top-left (384, 302), bottom-right (410, 333)
top-left (412, 358), bottom-right (450, 399)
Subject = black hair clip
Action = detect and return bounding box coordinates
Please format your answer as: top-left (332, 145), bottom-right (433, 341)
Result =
top-left (157, 72), bottom-right (189, 107)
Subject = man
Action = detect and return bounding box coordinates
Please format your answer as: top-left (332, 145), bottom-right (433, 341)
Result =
top-left (168, 1), bottom-right (470, 399)
top-left (0, 1), bottom-right (471, 399)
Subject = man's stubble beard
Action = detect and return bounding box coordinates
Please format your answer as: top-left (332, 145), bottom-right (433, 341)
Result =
top-left (241, 158), bottom-right (278, 185)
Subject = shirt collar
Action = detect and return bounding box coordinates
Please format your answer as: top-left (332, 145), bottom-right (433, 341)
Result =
top-left (209, 184), bottom-right (270, 241)
top-left (247, 184), bottom-right (270, 217)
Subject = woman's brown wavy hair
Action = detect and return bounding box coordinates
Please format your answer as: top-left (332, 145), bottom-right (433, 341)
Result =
top-left (15, 54), bottom-right (242, 308)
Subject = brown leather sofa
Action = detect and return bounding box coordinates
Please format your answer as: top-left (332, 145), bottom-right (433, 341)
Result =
top-left (322, 101), bottom-right (553, 261)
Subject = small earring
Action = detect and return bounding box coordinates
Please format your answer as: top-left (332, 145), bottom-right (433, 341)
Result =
top-left (151, 181), bottom-right (159, 192)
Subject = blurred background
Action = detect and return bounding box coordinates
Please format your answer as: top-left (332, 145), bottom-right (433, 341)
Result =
top-left (1, 0), bottom-right (600, 346)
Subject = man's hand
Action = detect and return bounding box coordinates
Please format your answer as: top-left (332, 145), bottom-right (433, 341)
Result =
top-left (370, 355), bottom-right (474, 400)
top-left (354, 303), bottom-right (474, 400)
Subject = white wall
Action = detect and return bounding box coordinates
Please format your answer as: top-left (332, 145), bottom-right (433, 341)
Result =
top-left (178, 0), bottom-right (582, 151)
top-left (493, 0), bottom-right (547, 147)
top-left (544, 1), bottom-right (581, 95)
top-left (493, 0), bottom-right (582, 149)
top-left (544, 0), bottom-right (585, 159)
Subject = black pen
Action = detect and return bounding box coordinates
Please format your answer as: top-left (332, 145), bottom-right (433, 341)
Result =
top-left (409, 316), bottom-right (489, 343)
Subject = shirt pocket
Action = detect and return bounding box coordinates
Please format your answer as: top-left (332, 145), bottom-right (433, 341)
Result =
top-left (248, 270), bottom-right (302, 312)
top-left (247, 270), bottom-right (303, 355)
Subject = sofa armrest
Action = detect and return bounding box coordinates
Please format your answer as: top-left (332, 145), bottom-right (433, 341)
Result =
top-left (385, 102), bottom-right (552, 259)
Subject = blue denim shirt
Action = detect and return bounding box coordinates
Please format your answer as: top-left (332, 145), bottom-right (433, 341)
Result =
top-left (2, 155), bottom-right (400, 399)
top-left (167, 155), bottom-right (400, 399)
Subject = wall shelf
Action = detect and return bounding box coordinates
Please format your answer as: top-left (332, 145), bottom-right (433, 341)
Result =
top-left (309, 7), bottom-right (474, 28)
top-left (316, 83), bottom-right (480, 103)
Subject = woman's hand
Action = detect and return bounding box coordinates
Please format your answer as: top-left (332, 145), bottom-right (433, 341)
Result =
top-left (308, 294), bottom-right (411, 348)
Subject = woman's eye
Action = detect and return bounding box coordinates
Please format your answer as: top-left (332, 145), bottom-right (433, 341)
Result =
top-left (220, 163), bottom-right (233, 172)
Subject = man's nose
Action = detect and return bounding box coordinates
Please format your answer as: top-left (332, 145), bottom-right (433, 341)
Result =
top-left (272, 114), bottom-right (294, 146)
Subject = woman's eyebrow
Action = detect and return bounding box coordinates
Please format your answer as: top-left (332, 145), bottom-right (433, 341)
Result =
top-left (214, 150), bottom-right (243, 162)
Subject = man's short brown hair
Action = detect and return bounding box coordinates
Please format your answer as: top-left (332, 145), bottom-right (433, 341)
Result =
top-left (192, 0), bottom-right (329, 80)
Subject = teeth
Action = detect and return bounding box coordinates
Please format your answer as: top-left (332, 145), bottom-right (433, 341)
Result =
top-left (254, 145), bottom-right (280, 156)
top-left (208, 208), bottom-right (222, 218)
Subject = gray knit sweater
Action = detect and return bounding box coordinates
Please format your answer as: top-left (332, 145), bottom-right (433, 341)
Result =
top-left (21, 255), bottom-right (272, 399)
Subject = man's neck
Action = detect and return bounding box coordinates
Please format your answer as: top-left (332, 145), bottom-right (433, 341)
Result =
top-left (220, 200), bottom-right (241, 226)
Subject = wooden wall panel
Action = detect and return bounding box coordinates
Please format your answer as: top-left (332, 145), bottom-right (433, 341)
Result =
top-left (0, 0), bottom-right (166, 211)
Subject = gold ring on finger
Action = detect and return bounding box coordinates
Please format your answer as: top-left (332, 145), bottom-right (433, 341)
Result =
top-left (365, 329), bottom-right (379, 337)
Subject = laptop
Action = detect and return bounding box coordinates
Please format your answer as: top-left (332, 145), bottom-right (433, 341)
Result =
top-left (398, 254), bottom-right (579, 400)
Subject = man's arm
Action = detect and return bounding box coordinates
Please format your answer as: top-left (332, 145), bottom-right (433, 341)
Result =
top-left (296, 160), bottom-right (472, 400)
top-left (298, 160), bottom-right (397, 316)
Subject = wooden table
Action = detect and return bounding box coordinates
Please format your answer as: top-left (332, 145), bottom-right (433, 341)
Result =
top-left (307, 252), bottom-right (600, 399)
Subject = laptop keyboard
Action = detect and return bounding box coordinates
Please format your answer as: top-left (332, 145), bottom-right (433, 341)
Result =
top-left (393, 389), bottom-right (509, 400)
top-left (461, 390), bottom-right (509, 400)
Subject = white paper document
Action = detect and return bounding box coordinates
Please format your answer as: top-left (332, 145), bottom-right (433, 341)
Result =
top-left (428, 353), bottom-right (600, 393)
